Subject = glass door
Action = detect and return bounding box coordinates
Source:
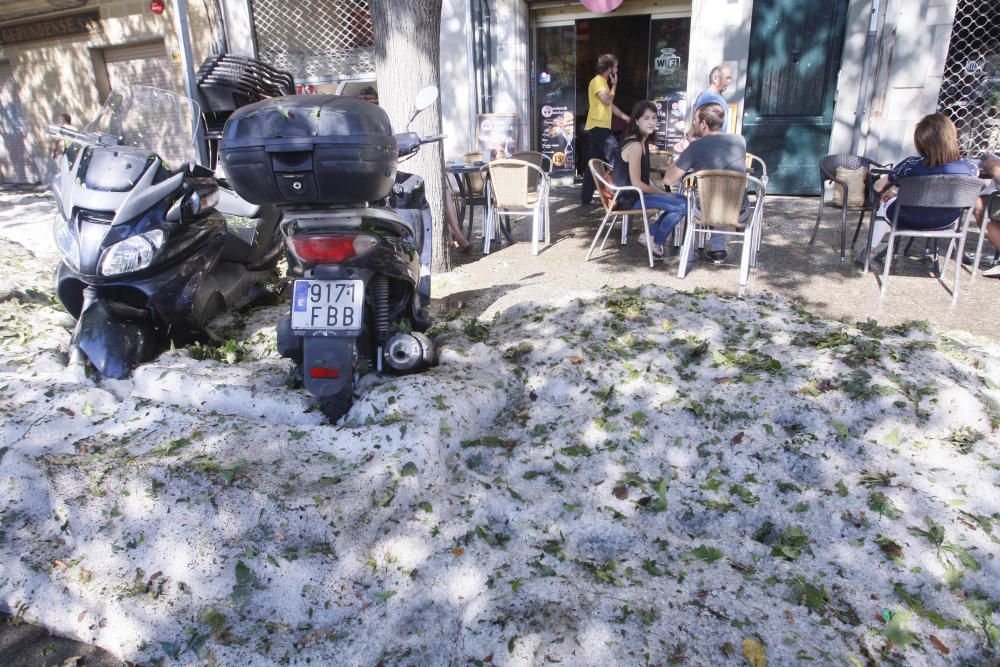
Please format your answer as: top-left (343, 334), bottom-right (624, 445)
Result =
top-left (647, 18), bottom-right (691, 154)
top-left (535, 24), bottom-right (577, 178)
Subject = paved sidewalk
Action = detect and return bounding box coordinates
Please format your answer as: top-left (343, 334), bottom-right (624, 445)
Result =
top-left (434, 185), bottom-right (1000, 340)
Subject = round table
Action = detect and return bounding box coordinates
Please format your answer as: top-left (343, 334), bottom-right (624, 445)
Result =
top-left (445, 161), bottom-right (515, 247)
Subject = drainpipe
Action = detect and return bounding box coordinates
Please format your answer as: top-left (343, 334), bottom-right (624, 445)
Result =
top-left (172, 0), bottom-right (208, 165)
top-left (467, 0), bottom-right (477, 145)
top-left (851, 0), bottom-right (889, 155)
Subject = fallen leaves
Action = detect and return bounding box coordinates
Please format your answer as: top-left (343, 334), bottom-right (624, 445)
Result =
top-left (742, 638), bottom-right (766, 667)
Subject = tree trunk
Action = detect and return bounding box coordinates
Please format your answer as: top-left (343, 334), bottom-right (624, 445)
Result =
top-left (369, 0), bottom-right (450, 274)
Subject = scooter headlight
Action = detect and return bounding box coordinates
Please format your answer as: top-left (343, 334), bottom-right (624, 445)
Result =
top-left (100, 230), bottom-right (164, 276)
top-left (52, 213), bottom-right (79, 270)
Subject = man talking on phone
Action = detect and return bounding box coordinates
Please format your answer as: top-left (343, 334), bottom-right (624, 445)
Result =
top-left (580, 53), bottom-right (630, 205)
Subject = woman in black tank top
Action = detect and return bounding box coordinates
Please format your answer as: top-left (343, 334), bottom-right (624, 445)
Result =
top-left (612, 101), bottom-right (688, 258)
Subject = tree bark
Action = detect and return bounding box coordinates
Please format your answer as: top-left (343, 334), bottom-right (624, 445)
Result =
top-left (369, 0), bottom-right (450, 274)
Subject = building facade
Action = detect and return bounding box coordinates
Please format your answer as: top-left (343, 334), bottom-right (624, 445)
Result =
top-left (0, 0), bottom-right (219, 184)
top-left (2, 0), bottom-right (996, 194)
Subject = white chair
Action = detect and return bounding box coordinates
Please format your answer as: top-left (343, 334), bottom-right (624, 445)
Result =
top-left (873, 174), bottom-right (985, 302)
top-left (585, 158), bottom-right (664, 268)
top-left (482, 158), bottom-right (550, 256)
top-left (677, 169), bottom-right (766, 297)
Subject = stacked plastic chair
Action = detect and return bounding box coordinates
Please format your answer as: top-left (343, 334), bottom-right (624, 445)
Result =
top-left (197, 54), bottom-right (295, 167)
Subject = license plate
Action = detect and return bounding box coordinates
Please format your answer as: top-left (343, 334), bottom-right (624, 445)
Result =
top-left (291, 280), bottom-right (364, 332)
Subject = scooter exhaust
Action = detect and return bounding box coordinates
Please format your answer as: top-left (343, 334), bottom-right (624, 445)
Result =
top-left (384, 332), bottom-right (434, 372)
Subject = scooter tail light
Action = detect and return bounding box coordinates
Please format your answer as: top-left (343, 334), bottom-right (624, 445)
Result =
top-left (310, 367), bottom-right (340, 379)
top-left (288, 234), bottom-right (378, 263)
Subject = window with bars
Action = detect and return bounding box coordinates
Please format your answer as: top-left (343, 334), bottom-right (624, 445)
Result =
top-left (937, 0), bottom-right (1000, 156)
top-left (249, 0), bottom-right (375, 83)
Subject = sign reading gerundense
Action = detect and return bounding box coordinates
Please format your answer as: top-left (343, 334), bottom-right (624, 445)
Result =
top-left (0, 10), bottom-right (100, 47)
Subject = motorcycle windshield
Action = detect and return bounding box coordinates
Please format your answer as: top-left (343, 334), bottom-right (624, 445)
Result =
top-left (80, 85), bottom-right (201, 170)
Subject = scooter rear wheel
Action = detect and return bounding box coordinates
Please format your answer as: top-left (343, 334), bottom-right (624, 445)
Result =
top-left (318, 382), bottom-right (354, 423)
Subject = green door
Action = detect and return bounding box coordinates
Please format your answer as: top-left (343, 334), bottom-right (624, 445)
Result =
top-left (742, 0), bottom-right (849, 194)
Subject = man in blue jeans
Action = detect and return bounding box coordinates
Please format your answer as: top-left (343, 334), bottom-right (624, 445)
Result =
top-left (660, 103), bottom-right (747, 263)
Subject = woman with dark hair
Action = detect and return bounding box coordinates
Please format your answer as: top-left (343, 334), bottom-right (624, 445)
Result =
top-left (858, 113), bottom-right (978, 265)
top-left (611, 100), bottom-right (687, 260)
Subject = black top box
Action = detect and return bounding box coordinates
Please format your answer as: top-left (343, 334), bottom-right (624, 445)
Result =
top-left (220, 95), bottom-right (398, 205)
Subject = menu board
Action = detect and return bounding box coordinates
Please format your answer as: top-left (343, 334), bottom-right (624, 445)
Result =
top-left (654, 93), bottom-right (689, 154)
top-left (477, 113), bottom-right (518, 160)
top-left (539, 105), bottom-right (575, 172)
top-left (648, 17), bottom-right (691, 155)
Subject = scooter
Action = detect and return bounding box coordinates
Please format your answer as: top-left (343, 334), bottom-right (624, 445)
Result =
top-left (49, 85), bottom-right (284, 378)
top-left (219, 86), bottom-right (443, 420)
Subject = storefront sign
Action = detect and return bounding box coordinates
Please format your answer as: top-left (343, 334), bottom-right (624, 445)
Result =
top-left (477, 113), bottom-right (518, 160)
top-left (0, 10), bottom-right (101, 47)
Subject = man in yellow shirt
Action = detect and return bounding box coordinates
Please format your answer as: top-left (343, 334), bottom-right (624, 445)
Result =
top-left (581, 53), bottom-right (629, 204)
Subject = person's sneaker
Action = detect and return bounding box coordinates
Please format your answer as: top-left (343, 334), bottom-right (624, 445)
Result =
top-left (706, 249), bottom-right (727, 264)
top-left (639, 233), bottom-right (664, 260)
top-left (983, 264), bottom-right (1000, 278)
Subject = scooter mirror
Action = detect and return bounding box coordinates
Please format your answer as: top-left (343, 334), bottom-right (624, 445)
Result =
top-left (405, 85), bottom-right (440, 129)
top-left (413, 85), bottom-right (439, 112)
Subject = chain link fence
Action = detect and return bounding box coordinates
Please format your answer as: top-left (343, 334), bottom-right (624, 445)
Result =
top-left (249, 0), bottom-right (375, 83)
top-left (937, 0), bottom-right (1000, 156)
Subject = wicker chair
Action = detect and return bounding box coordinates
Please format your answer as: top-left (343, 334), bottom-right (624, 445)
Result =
top-left (512, 151), bottom-right (553, 193)
top-left (810, 154), bottom-right (886, 264)
top-left (970, 191), bottom-right (1000, 282)
top-left (511, 150), bottom-right (553, 174)
top-left (585, 158), bottom-right (664, 268)
top-left (872, 174), bottom-right (985, 302)
top-left (677, 169), bottom-right (766, 297)
top-left (482, 159), bottom-right (550, 255)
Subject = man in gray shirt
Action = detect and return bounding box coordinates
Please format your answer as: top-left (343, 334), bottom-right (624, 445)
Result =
top-left (661, 103), bottom-right (747, 262)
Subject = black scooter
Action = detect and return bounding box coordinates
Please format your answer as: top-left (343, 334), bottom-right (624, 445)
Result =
top-left (220, 85), bottom-right (443, 420)
top-left (49, 85), bottom-right (283, 378)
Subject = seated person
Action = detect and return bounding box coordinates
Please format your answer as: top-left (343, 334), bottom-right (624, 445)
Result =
top-left (973, 154), bottom-right (1000, 277)
top-left (858, 113), bottom-right (978, 266)
top-left (611, 101), bottom-right (687, 260)
top-left (661, 103), bottom-right (748, 263)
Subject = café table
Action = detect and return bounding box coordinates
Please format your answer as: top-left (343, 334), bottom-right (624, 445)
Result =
top-left (445, 161), bottom-right (513, 245)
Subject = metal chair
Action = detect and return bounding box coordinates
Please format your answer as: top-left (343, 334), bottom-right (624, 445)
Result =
top-left (745, 153), bottom-right (769, 252)
top-left (746, 152), bottom-right (769, 188)
top-left (585, 158), bottom-right (662, 268)
top-left (969, 191), bottom-right (1000, 282)
top-left (810, 154), bottom-right (886, 264)
top-left (874, 174), bottom-right (985, 302)
top-left (482, 159), bottom-right (550, 256)
top-left (448, 152), bottom-right (488, 239)
top-left (511, 150), bottom-right (553, 175)
top-left (677, 169), bottom-right (767, 297)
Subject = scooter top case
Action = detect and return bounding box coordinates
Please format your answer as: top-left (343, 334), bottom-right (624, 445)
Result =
top-left (219, 95), bottom-right (398, 206)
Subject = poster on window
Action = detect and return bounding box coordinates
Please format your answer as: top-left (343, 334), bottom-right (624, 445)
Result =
top-left (648, 18), bottom-right (691, 155)
top-left (477, 114), bottom-right (518, 161)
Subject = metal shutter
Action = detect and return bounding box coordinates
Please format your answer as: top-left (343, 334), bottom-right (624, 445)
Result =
top-left (0, 61), bottom-right (34, 184)
top-left (103, 41), bottom-right (173, 93)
